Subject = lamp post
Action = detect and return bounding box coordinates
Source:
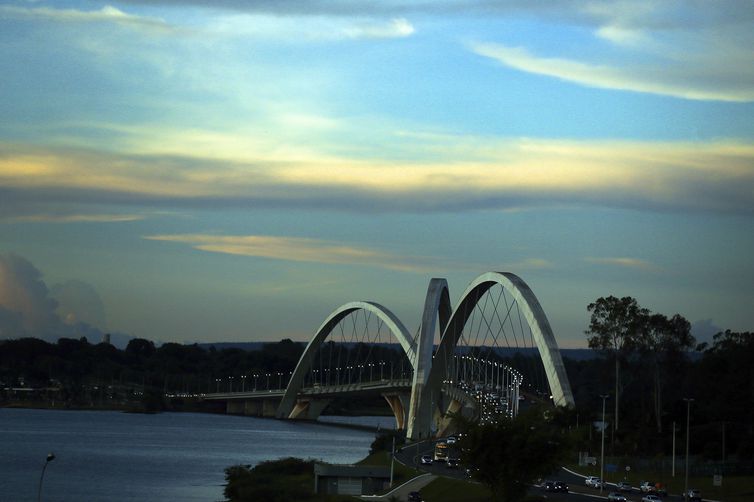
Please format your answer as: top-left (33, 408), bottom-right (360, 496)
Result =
top-left (37, 452), bottom-right (55, 502)
top-left (672, 421), bottom-right (676, 477)
top-left (600, 394), bottom-right (609, 495)
top-left (684, 398), bottom-right (694, 500)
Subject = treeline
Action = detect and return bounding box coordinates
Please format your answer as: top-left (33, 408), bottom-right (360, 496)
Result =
top-left (0, 337), bottom-right (307, 410)
top-left (0, 336), bottom-right (410, 412)
top-left (570, 295), bottom-right (754, 462)
top-left (1, 309), bottom-right (752, 461)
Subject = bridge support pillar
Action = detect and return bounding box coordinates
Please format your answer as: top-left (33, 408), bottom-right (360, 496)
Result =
top-left (382, 392), bottom-right (410, 430)
top-left (288, 398), bottom-right (331, 420)
top-left (227, 400), bottom-right (245, 415)
top-left (244, 400), bottom-right (262, 416)
top-left (436, 398), bottom-right (463, 437)
top-left (262, 399), bottom-right (279, 417)
top-left (407, 279), bottom-right (450, 441)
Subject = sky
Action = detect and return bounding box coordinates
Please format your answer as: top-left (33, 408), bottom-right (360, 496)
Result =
top-left (1, 0), bottom-right (753, 348)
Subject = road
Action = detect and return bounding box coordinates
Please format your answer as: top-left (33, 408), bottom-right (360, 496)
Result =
top-left (395, 438), bottom-right (695, 502)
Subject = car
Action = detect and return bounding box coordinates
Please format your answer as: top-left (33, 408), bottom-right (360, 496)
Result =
top-left (685, 489), bottom-right (702, 501)
top-left (446, 457), bottom-right (460, 469)
top-left (617, 481), bottom-right (632, 492)
top-left (608, 493), bottom-right (628, 502)
top-left (552, 481), bottom-right (568, 493)
top-left (543, 481), bottom-right (556, 491)
top-left (640, 481), bottom-right (656, 493)
top-left (408, 491), bottom-right (423, 502)
top-left (642, 495), bottom-right (661, 502)
top-left (420, 454), bottom-right (433, 465)
top-left (584, 476), bottom-right (605, 488)
top-left (585, 476), bottom-right (602, 488)
top-left (446, 435), bottom-right (457, 444)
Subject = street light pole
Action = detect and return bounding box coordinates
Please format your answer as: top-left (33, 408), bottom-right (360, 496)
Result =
top-left (684, 398), bottom-right (694, 500)
top-left (37, 452), bottom-right (55, 502)
top-left (672, 421), bottom-right (676, 477)
top-left (600, 394), bottom-right (609, 495)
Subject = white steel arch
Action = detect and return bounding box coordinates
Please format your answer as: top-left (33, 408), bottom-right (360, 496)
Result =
top-left (428, 272), bottom-right (575, 409)
top-left (275, 301), bottom-right (416, 419)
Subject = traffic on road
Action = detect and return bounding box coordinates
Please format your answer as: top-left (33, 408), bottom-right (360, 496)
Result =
top-left (393, 436), bottom-right (705, 502)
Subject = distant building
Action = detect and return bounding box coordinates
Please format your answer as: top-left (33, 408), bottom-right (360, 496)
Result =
top-left (313, 463), bottom-right (391, 496)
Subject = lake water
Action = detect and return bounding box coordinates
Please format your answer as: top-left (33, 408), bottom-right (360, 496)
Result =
top-left (0, 408), bottom-right (383, 502)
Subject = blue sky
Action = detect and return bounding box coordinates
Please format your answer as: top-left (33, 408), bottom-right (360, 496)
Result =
top-left (1, 1), bottom-right (753, 347)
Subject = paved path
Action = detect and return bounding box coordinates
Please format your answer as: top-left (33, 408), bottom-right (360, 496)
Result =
top-left (359, 473), bottom-right (436, 501)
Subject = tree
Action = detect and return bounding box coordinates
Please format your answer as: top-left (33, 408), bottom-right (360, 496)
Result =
top-left (456, 406), bottom-right (572, 502)
top-left (585, 296), bottom-right (645, 433)
top-left (125, 338), bottom-right (156, 358)
top-left (636, 313), bottom-right (694, 433)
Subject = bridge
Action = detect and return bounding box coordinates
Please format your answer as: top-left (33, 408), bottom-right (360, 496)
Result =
top-left (204, 271), bottom-right (575, 440)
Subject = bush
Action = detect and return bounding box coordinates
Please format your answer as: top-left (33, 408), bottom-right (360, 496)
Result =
top-left (224, 458), bottom-right (316, 502)
top-left (370, 430), bottom-right (404, 455)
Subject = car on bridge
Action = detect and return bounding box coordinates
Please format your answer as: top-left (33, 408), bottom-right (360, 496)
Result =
top-left (616, 481), bottom-right (632, 492)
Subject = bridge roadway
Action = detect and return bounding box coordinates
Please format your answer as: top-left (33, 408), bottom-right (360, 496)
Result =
top-left (203, 379), bottom-right (415, 419)
top-left (204, 378), bottom-right (413, 401)
top-left (203, 378), bottom-right (482, 428)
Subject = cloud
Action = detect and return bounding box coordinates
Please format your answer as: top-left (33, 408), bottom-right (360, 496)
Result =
top-left (511, 258), bottom-right (553, 270)
top-left (691, 319), bottom-right (723, 346)
top-left (2, 213), bottom-right (145, 224)
top-left (585, 256), bottom-right (657, 271)
top-left (344, 18), bottom-right (414, 39)
top-left (0, 253), bottom-right (59, 337)
top-left (143, 234), bottom-right (436, 272)
top-left (2, 139), bottom-right (753, 214)
top-left (471, 42), bottom-right (754, 102)
top-left (0, 4), bottom-right (173, 32)
top-left (50, 280), bottom-right (107, 329)
top-left (0, 253), bottom-right (117, 343)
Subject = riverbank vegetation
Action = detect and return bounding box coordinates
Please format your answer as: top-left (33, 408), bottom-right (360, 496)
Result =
top-left (224, 458), bottom-right (354, 502)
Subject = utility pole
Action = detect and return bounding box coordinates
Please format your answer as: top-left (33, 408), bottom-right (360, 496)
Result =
top-left (389, 435), bottom-right (395, 487)
top-left (672, 421), bottom-right (676, 477)
top-left (684, 398), bottom-right (694, 500)
top-left (600, 394), bottom-right (609, 495)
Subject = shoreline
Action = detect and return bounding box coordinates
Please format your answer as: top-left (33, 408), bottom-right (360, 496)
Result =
top-left (1, 402), bottom-right (395, 434)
